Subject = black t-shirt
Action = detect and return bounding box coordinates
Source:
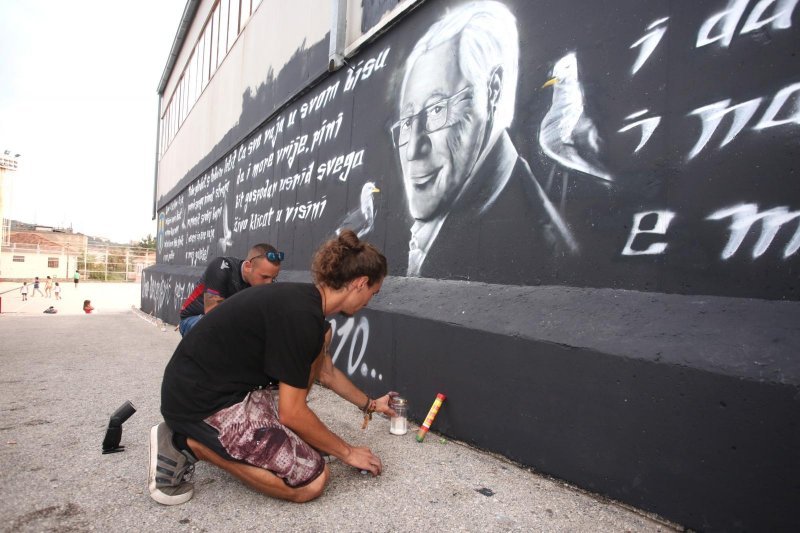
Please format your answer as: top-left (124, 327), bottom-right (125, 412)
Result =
top-left (162, 283), bottom-right (325, 422)
top-left (179, 256), bottom-right (248, 319)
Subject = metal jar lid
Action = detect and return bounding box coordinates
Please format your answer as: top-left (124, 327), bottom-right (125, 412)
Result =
top-left (390, 396), bottom-right (407, 407)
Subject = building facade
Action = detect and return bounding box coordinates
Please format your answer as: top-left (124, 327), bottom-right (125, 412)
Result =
top-left (0, 227), bottom-right (85, 281)
top-left (144, 1), bottom-right (800, 530)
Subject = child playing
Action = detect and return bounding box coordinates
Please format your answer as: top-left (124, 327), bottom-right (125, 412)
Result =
top-left (20, 282), bottom-right (28, 301)
top-left (83, 300), bottom-right (95, 314)
top-left (32, 277), bottom-right (44, 297)
top-left (54, 282), bottom-right (62, 300)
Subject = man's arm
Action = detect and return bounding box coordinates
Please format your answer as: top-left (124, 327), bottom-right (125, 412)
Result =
top-left (317, 354), bottom-right (396, 417)
top-left (278, 379), bottom-right (383, 475)
top-left (201, 257), bottom-right (232, 313)
top-left (203, 292), bottom-right (225, 314)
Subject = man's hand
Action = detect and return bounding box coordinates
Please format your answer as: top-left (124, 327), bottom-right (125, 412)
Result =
top-left (343, 445), bottom-right (383, 475)
top-left (373, 393), bottom-right (398, 418)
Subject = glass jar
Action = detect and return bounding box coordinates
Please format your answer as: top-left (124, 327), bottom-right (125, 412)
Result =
top-left (389, 395), bottom-right (408, 435)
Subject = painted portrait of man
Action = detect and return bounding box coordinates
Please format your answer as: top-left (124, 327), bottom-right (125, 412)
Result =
top-left (391, 1), bottom-right (577, 283)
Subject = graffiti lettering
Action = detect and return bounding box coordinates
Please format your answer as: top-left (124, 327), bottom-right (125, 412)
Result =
top-left (707, 203), bottom-right (800, 259)
top-left (283, 197), bottom-right (327, 223)
top-left (248, 208), bottom-right (276, 230)
top-left (261, 116), bottom-right (285, 149)
top-left (618, 109), bottom-right (662, 152)
top-left (188, 191), bottom-right (214, 213)
top-left (278, 163), bottom-right (315, 193)
top-left (344, 47), bottom-right (391, 92)
top-left (242, 181), bottom-right (278, 213)
top-left (300, 81), bottom-right (341, 119)
top-left (309, 113), bottom-right (344, 152)
top-left (630, 17), bottom-right (669, 75)
top-left (697, 0), bottom-right (798, 48)
top-left (688, 98), bottom-right (761, 159)
top-left (622, 210), bottom-right (676, 255)
top-left (275, 134), bottom-right (309, 167)
top-left (141, 277), bottom-right (171, 315)
top-left (233, 216), bottom-right (248, 233)
top-left (316, 149), bottom-right (364, 182)
top-left (187, 227), bottom-right (216, 243)
top-left (184, 246), bottom-right (209, 266)
top-left (687, 82), bottom-right (799, 159)
top-left (250, 152), bottom-right (274, 179)
top-left (163, 235), bottom-right (184, 249)
top-left (329, 316), bottom-right (374, 378)
top-left (165, 209), bottom-right (184, 226)
top-left (223, 151), bottom-right (237, 173)
top-left (753, 81), bottom-right (800, 130)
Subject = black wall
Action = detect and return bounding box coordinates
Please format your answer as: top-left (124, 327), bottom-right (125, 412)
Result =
top-left (145, 1), bottom-right (800, 530)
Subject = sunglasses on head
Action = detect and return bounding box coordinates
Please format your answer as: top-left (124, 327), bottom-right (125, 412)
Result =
top-left (264, 251), bottom-right (285, 262)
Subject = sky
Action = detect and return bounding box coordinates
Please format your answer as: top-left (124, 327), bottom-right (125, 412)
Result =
top-left (0, 0), bottom-right (187, 243)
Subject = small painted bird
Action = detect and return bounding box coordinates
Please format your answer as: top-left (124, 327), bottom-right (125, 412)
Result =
top-left (336, 181), bottom-right (380, 238)
top-left (217, 201), bottom-right (233, 254)
top-left (540, 53), bottom-right (612, 182)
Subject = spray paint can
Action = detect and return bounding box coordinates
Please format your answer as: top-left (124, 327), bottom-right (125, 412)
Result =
top-left (416, 393), bottom-right (446, 442)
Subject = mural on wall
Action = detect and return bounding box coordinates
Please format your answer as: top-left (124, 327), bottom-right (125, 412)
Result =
top-left (392, 3), bottom-right (577, 280)
top-left (151, 0), bottom-right (799, 307)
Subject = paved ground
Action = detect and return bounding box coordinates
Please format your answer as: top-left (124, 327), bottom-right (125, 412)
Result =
top-left (0, 281), bottom-right (141, 316)
top-left (0, 285), bottom-right (681, 532)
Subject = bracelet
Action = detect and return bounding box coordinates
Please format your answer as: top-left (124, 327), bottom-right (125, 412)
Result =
top-left (361, 396), bottom-right (372, 414)
top-left (361, 396), bottom-right (376, 430)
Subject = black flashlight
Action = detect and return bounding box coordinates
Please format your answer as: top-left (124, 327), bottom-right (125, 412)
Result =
top-left (102, 400), bottom-right (136, 454)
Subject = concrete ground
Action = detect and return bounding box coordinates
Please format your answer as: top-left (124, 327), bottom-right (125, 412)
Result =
top-left (0, 281), bottom-right (141, 316)
top-left (0, 284), bottom-right (682, 532)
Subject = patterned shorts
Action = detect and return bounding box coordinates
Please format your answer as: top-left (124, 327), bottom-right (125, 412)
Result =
top-left (204, 389), bottom-right (325, 488)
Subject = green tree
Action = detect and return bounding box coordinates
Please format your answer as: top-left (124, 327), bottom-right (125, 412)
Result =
top-left (137, 234), bottom-right (156, 250)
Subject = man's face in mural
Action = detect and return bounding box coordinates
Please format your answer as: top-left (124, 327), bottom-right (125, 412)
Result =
top-left (396, 39), bottom-right (489, 221)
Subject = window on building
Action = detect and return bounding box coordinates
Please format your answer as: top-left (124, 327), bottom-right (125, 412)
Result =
top-left (48, 257), bottom-right (59, 268)
top-left (211, 5), bottom-right (220, 71)
top-left (13, 255), bottom-right (24, 262)
top-left (219, 0), bottom-right (230, 56)
top-left (228, 0), bottom-right (239, 53)
top-left (241, 0), bottom-right (252, 27)
top-left (160, 0), bottom-right (261, 158)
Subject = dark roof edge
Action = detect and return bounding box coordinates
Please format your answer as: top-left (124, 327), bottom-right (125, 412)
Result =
top-left (157, 0), bottom-right (201, 95)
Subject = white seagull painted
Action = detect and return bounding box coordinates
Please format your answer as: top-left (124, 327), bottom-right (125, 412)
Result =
top-left (540, 53), bottom-right (612, 182)
top-left (217, 201), bottom-right (233, 254)
top-left (336, 181), bottom-right (380, 238)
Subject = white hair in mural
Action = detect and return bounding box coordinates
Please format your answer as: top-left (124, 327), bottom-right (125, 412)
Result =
top-left (402, 1), bottom-right (519, 140)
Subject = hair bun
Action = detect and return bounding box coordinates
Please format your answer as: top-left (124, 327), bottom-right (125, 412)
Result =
top-left (337, 229), bottom-right (360, 250)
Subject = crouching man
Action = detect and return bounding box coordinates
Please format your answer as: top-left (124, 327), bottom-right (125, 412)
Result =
top-left (149, 230), bottom-right (395, 504)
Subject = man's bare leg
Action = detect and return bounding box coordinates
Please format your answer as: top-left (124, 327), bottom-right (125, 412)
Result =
top-left (186, 438), bottom-right (329, 503)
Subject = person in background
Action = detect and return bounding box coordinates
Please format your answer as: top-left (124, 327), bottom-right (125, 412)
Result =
top-left (32, 277), bottom-right (45, 297)
top-left (177, 243), bottom-right (283, 337)
top-left (45, 276), bottom-right (53, 298)
top-left (54, 282), bottom-right (62, 300)
top-left (83, 300), bottom-right (94, 314)
top-left (20, 282), bottom-right (28, 301)
top-left (74, 270), bottom-right (80, 287)
top-left (149, 230), bottom-right (393, 505)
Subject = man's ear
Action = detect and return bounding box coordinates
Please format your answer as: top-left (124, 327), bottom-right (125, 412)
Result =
top-left (352, 276), bottom-right (369, 291)
top-left (487, 65), bottom-right (504, 110)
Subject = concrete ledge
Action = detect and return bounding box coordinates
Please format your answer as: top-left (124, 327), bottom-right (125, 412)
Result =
top-left (279, 271), bottom-right (800, 385)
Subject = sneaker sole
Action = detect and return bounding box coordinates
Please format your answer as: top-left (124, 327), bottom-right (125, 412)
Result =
top-left (148, 424), bottom-right (194, 506)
